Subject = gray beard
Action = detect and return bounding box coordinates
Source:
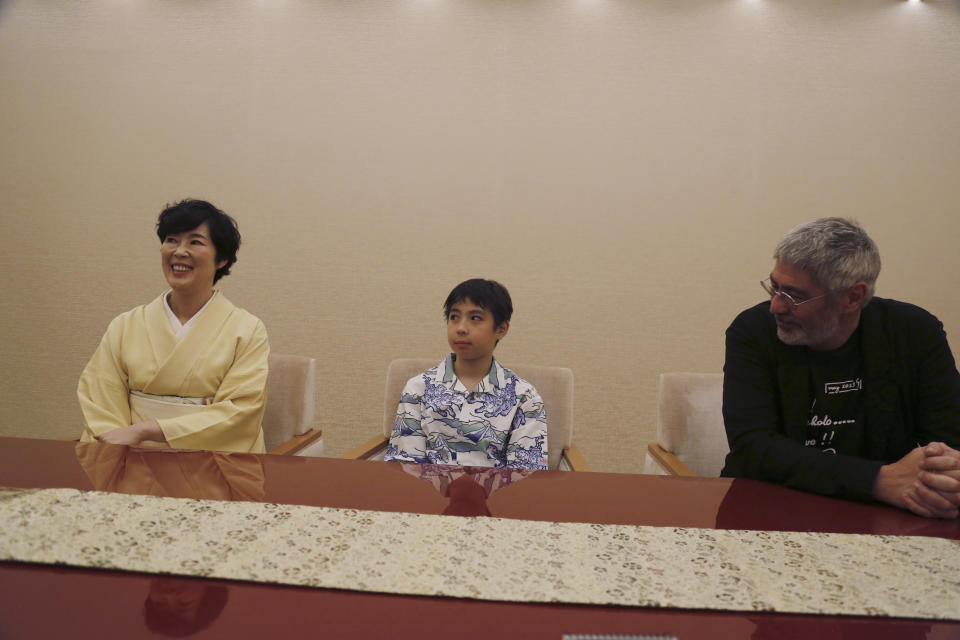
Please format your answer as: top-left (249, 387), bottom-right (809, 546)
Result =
top-left (775, 313), bottom-right (840, 347)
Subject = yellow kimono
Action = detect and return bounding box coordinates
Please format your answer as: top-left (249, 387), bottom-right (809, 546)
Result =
top-left (78, 292), bottom-right (269, 453)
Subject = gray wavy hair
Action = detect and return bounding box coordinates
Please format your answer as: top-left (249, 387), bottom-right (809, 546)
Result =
top-left (774, 217), bottom-right (881, 304)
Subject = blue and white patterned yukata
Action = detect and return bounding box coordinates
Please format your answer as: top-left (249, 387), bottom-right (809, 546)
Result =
top-left (384, 354), bottom-right (548, 469)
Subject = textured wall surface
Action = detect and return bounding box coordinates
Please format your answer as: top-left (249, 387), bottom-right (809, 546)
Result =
top-left (1, 0), bottom-right (958, 473)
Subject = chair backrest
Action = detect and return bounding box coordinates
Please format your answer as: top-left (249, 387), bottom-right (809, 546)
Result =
top-left (383, 358), bottom-right (574, 470)
top-left (262, 353), bottom-right (317, 451)
top-left (656, 372), bottom-right (728, 477)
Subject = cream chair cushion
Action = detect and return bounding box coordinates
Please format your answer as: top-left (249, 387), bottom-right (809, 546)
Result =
top-left (644, 372), bottom-right (727, 477)
top-left (262, 353), bottom-right (321, 455)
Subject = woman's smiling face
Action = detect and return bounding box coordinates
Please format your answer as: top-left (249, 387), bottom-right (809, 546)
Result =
top-left (160, 223), bottom-right (226, 294)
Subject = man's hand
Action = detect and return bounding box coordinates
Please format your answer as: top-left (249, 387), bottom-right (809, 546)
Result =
top-left (94, 420), bottom-right (165, 446)
top-left (872, 447), bottom-right (958, 519)
top-left (914, 442), bottom-right (960, 507)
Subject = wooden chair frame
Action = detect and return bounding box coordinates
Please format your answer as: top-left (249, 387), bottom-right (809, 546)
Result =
top-left (645, 443), bottom-right (696, 477)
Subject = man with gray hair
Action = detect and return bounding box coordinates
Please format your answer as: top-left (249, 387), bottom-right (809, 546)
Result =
top-left (722, 217), bottom-right (960, 518)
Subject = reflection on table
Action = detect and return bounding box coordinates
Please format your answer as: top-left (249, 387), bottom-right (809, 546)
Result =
top-left (145, 577), bottom-right (229, 637)
top-left (400, 463), bottom-right (537, 516)
top-left (75, 441), bottom-right (265, 501)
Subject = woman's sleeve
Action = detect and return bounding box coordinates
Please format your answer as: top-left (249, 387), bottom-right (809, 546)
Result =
top-left (77, 316), bottom-right (133, 440)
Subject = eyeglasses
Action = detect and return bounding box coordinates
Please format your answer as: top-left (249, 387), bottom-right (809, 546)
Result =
top-left (760, 278), bottom-right (828, 308)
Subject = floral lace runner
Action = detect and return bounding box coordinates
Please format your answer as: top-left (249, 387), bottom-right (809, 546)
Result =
top-left (1, 487), bottom-right (958, 619)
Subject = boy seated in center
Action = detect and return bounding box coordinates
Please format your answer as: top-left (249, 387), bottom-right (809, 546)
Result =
top-left (384, 279), bottom-right (548, 469)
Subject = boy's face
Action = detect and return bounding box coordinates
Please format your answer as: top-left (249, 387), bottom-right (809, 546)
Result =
top-left (446, 298), bottom-right (509, 363)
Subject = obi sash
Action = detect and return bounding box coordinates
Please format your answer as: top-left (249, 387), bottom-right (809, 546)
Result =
top-left (129, 391), bottom-right (214, 448)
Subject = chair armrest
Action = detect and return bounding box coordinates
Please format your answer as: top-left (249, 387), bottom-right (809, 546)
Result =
top-left (646, 443), bottom-right (698, 477)
top-left (268, 428), bottom-right (324, 456)
top-left (562, 444), bottom-right (591, 472)
top-left (341, 435), bottom-right (389, 460)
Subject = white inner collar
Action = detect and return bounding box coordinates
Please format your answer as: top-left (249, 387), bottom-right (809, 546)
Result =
top-left (164, 290), bottom-right (218, 341)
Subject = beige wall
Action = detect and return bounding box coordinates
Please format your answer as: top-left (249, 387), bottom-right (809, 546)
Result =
top-left (1, 0), bottom-right (958, 473)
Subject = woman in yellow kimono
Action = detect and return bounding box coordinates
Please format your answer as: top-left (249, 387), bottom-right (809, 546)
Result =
top-left (78, 199), bottom-right (269, 453)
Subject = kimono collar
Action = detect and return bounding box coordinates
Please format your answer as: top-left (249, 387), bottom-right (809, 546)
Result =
top-left (163, 289), bottom-right (219, 340)
top-left (439, 353), bottom-right (504, 393)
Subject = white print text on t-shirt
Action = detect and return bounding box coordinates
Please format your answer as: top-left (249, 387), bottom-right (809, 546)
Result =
top-left (824, 378), bottom-right (862, 395)
top-left (807, 415), bottom-right (855, 428)
top-left (805, 416), bottom-right (854, 452)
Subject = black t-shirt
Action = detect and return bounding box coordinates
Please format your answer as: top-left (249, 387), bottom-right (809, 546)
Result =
top-left (804, 330), bottom-right (864, 456)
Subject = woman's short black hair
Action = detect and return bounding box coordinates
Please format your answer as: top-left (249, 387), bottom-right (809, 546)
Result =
top-left (443, 279), bottom-right (513, 328)
top-left (156, 199), bottom-right (241, 284)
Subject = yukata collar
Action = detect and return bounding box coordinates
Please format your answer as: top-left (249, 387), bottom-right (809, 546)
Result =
top-left (440, 353), bottom-right (504, 393)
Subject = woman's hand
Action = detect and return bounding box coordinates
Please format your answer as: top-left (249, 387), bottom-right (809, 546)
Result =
top-left (94, 420), bottom-right (165, 446)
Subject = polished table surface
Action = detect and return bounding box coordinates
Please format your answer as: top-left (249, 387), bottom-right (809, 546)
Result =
top-left (0, 436), bottom-right (957, 639)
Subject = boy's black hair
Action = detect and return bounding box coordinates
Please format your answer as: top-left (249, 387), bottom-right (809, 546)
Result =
top-left (443, 279), bottom-right (513, 328)
top-left (156, 199), bottom-right (241, 283)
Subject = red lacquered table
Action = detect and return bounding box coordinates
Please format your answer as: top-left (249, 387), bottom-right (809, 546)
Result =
top-left (0, 437), bottom-right (956, 639)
